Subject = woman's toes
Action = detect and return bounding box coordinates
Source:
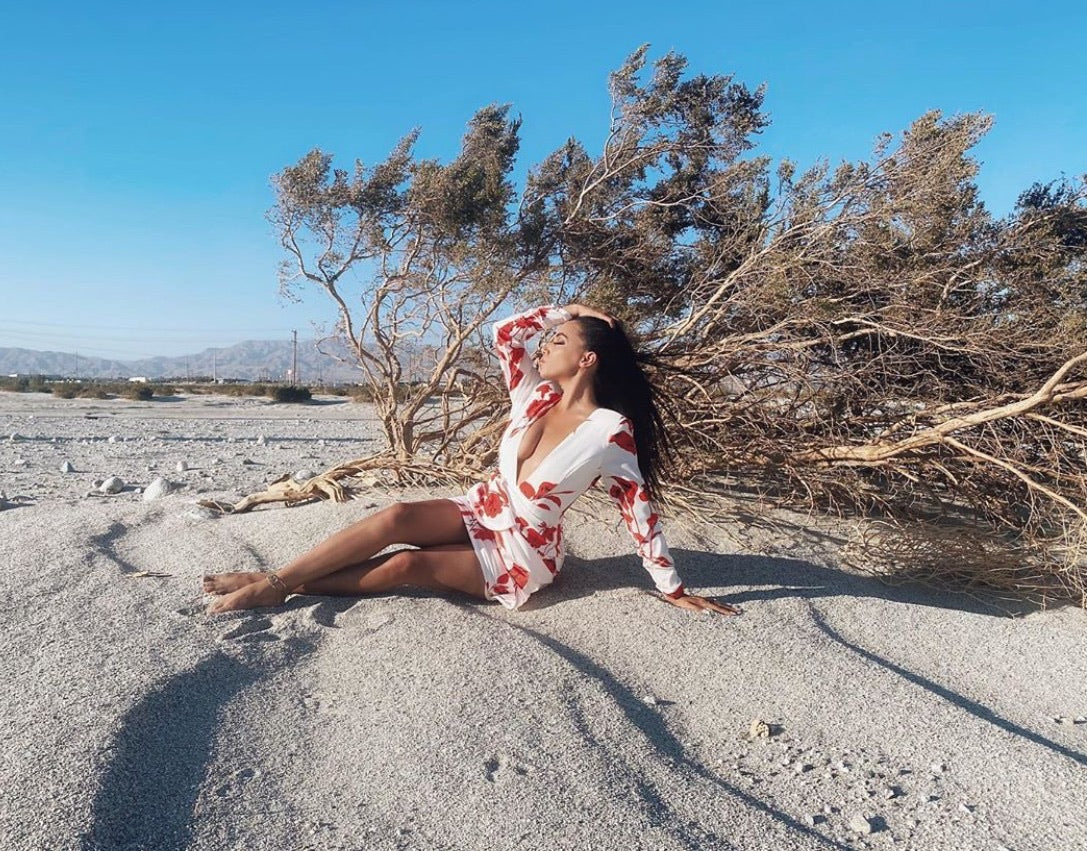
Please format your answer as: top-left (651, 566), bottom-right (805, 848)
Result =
top-left (207, 580), bottom-right (286, 614)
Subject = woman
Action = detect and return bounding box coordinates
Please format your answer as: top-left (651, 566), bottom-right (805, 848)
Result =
top-left (204, 304), bottom-right (741, 617)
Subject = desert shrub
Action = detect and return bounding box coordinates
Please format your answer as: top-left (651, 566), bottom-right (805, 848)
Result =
top-left (125, 385), bottom-right (154, 401)
top-left (272, 385), bottom-right (312, 403)
top-left (351, 383), bottom-right (412, 403)
top-left (52, 384), bottom-right (79, 399)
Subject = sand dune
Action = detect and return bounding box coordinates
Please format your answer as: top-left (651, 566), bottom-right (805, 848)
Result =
top-left (2, 392), bottom-right (1084, 850)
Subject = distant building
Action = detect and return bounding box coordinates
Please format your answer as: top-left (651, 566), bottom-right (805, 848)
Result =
top-left (128, 376), bottom-right (150, 383)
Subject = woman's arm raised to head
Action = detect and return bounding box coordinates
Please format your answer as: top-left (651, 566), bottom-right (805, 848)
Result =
top-left (493, 305), bottom-right (573, 407)
top-left (599, 417), bottom-right (685, 600)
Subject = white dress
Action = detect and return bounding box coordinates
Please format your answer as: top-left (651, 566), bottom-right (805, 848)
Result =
top-left (447, 305), bottom-right (685, 609)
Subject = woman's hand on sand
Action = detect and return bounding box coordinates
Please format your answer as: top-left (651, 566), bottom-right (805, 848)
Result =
top-left (662, 592), bottom-right (742, 616)
top-left (564, 303), bottom-right (616, 327)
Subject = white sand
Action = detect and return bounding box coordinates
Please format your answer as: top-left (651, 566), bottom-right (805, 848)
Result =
top-left (1, 391), bottom-right (1084, 850)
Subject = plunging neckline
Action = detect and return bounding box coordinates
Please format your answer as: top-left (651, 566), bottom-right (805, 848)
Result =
top-left (514, 405), bottom-right (601, 490)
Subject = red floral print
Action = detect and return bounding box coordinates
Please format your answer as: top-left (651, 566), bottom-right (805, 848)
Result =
top-left (515, 515), bottom-right (560, 550)
top-left (478, 485), bottom-right (508, 518)
top-left (518, 480), bottom-right (572, 510)
top-left (494, 306), bottom-right (570, 406)
top-left (523, 387), bottom-right (561, 421)
top-left (470, 525), bottom-right (497, 543)
top-left (608, 428), bottom-right (637, 454)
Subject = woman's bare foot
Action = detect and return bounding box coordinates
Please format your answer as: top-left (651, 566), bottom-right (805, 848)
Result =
top-left (202, 571), bottom-right (267, 595)
top-left (206, 578), bottom-right (289, 614)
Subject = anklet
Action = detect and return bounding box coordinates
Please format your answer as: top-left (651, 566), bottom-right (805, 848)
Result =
top-left (265, 572), bottom-right (289, 595)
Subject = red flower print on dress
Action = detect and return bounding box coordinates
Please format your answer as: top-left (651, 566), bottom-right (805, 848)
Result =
top-left (477, 483), bottom-right (509, 519)
top-left (515, 515), bottom-right (560, 550)
top-left (523, 387), bottom-right (561, 421)
top-left (518, 480), bottom-right (572, 510)
top-left (607, 476), bottom-right (648, 520)
top-left (494, 307), bottom-right (567, 403)
top-left (608, 429), bottom-right (637, 454)
top-left (470, 525), bottom-right (497, 543)
top-left (506, 347), bottom-right (527, 391)
top-left (493, 564), bottom-right (530, 593)
top-left (509, 564), bottom-right (530, 588)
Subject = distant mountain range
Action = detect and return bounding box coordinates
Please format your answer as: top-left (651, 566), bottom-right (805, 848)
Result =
top-left (0, 338), bottom-right (383, 383)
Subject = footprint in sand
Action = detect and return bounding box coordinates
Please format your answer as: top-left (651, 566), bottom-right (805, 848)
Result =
top-left (483, 754), bottom-right (534, 783)
top-left (308, 601), bottom-right (340, 629)
top-left (214, 766), bottom-right (260, 798)
top-left (219, 616), bottom-right (282, 642)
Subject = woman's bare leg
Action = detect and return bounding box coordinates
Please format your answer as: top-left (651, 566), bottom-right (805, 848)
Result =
top-left (292, 544), bottom-right (487, 599)
top-left (205, 499), bottom-right (473, 613)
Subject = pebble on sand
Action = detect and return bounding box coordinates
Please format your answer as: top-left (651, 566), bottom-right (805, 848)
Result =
top-left (849, 813), bottom-right (877, 835)
top-left (176, 460), bottom-right (189, 472)
top-left (60, 461), bottom-right (75, 473)
top-left (98, 476), bottom-right (124, 494)
top-left (143, 477), bottom-right (172, 501)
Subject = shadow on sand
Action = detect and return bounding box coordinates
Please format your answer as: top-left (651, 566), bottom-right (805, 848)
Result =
top-left (79, 653), bottom-right (263, 851)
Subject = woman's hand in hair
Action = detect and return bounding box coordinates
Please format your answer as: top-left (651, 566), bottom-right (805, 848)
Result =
top-left (563, 303), bottom-right (616, 328)
top-left (659, 591), bottom-right (743, 616)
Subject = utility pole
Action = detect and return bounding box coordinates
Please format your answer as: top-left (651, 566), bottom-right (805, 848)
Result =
top-left (292, 330), bottom-right (298, 386)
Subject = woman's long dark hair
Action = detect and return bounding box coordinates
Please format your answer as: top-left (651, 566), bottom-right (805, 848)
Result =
top-left (574, 316), bottom-right (679, 505)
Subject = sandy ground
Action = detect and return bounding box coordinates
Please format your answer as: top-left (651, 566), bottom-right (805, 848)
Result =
top-left (1, 391), bottom-right (1085, 851)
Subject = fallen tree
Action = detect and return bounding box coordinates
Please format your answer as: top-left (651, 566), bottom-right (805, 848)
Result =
top-left (207, 47), bottom-right (1087, 608)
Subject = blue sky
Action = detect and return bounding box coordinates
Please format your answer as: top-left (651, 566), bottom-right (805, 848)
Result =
top-left (1, 0), bottom-right (1084, 360)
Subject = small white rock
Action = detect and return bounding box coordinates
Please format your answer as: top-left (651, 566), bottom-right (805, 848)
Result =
top-left (294, 469), bottom-right (316, 482)
top-left (929, 762), bottom-right (946, 774)
top-left (848, 814), bottom-right (875, 835)
top-left (98, 476), bottom-right (124, 494)
top-left (143, 477), bottom-right (172, 501)
top-left (8, 433), bottom-right (21, 442)
top-left (1073, 716), bottom-right (1086, 724)
top-left (108, 435), bottom-right (120, 444)
top-left (13, 458), bottom-right (27, 467)
top-left (60, 461), bottom-right (74, 473)
top-left (176, 460), bottom-right (189, 472)
top-left (256, 435), bottom-right (267, 445)
top-left (641, 695), bottom-right (658, 707)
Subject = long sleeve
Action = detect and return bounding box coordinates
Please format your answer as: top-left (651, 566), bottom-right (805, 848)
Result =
top-left (493, 305), bottom-right (572, 409)
top-left (599, 417), bottom-right (685, 598)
